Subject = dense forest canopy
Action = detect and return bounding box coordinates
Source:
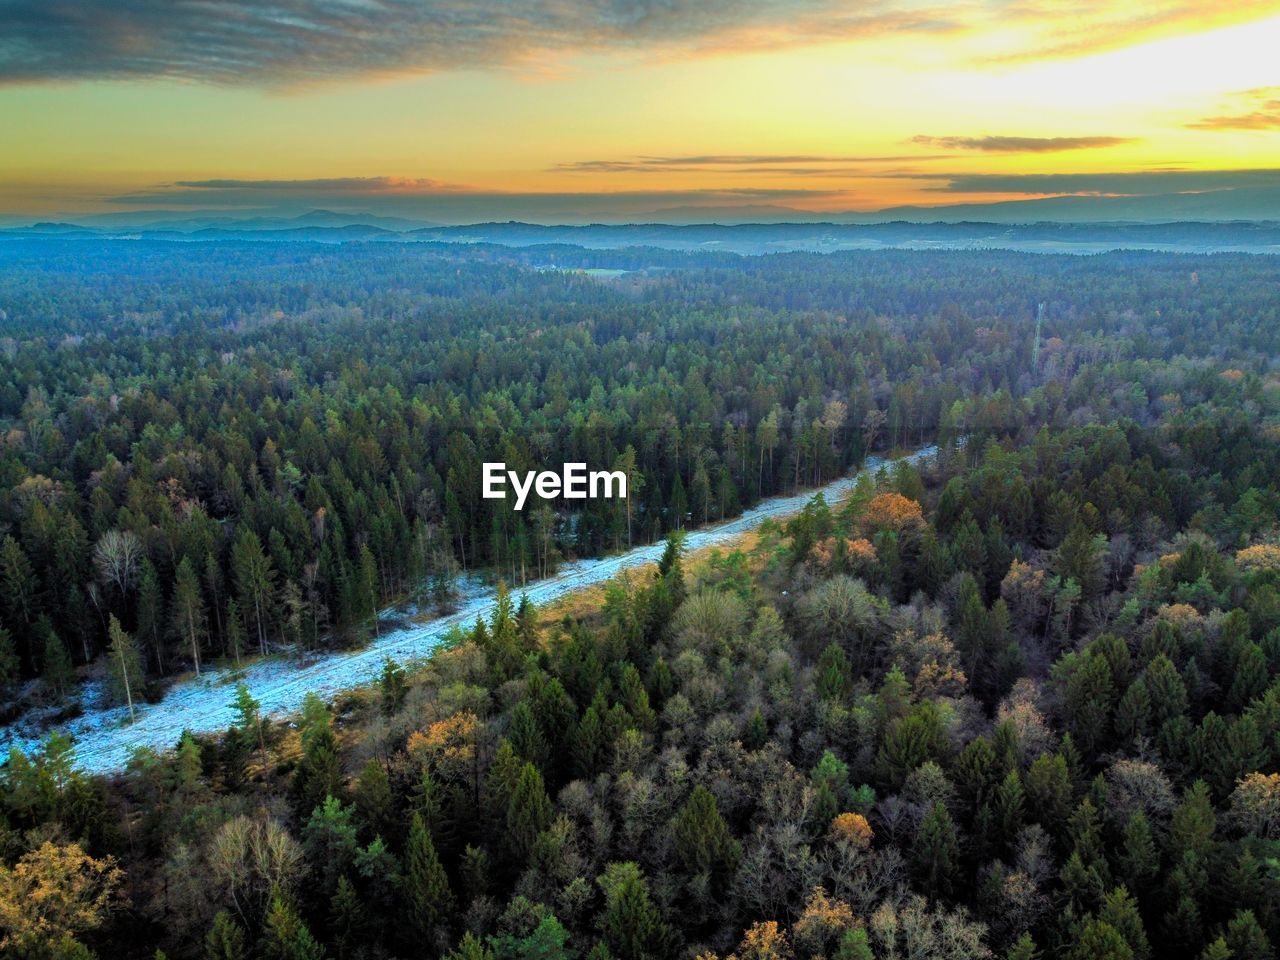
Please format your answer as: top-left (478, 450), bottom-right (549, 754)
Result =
top-left (1, 238), bottom-right (1279, 960)
top-left (0, 240), bottom-right (1275, 693)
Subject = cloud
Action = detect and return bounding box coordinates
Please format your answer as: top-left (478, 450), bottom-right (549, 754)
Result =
top-left (172, 176), bottom-right (464, 193)
top-left (0, 0), bottom-right (919, 86)
top-left (980, 0), bottom-right (1280, 64)
top-left (554, 154), bottom-right (943, 173)
top-left (100, 178), bottom-right (848, 221)
top-left (1187, 87), bottom-right (1280, 130)
top-left (2, 0), bottom-right (1276, 86)
top-left (910, 135), bottom-right (1134, 152)
top-left (910, 168), bottom-right (1280, 195)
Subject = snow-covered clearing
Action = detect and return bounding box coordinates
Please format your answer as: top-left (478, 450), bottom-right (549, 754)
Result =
top-left (0, 447), bottom-right (935, 774)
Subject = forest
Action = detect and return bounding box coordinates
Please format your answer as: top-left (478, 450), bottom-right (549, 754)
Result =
top-left (1, 238), bottom-right (1279, 959)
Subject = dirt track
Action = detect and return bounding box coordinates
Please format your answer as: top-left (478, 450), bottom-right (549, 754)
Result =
top-left (0, 446), bottom-right (935, 773)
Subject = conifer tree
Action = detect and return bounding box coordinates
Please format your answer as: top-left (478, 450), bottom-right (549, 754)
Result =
top-left (107, 614), bottom-right (143, 719)
top-left (205, 911), bottom-right (247, 960)
top-left (671, 785), bottom-right (741, 882)
top-left (506, 762), bottom-right (553, 860)
top-left (914, 801), bottom-right (959, 898)
top-left (171, 556), bottom-right (207, 676)
top-left (405, 812), bottom-right (453, 940)
top-left (41, 625), bottom-right (75, 700)
top-left (597, 862), bottom-right (672, 960)
top-left (293, 693), bottom-right (343, 816)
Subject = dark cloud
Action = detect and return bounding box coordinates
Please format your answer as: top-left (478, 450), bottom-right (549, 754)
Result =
top-left (555, 154), bottom-right (940, 173)
top-left (913, 168), bottom-right (1280, 195)
top-left (1187, 87), bottom-right (1280, 130)
top-left (910, 135), bottom-right (1134, 152)
top-left (4, 0), bottom-right (1271, 86)
top-left (100, 179), bottom-right (846, 221)
top-left (0, 0), bottom-right (931, 86)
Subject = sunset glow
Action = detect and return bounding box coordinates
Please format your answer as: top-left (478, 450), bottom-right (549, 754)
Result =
top-left (3, 1), bottom-right (1279, 221)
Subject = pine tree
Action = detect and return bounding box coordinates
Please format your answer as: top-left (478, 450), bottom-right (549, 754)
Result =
top-left (444, 932), bottom-right (495, 960)
top-left (174, 730), bottom-right (203, 794)
top-left (1024, 752), bottom-right (1071, 827)
top-left (358, 543), bottom-right (380, 638)
top-left (0, 625), bottom-right (18, 692)
top-left (509, 700), bottom-right (549, 766)
top-left (816, 643), bottom-right (852, 702)
top-left (263, 893), bottom-right (326, 960)
top-left (1005, 933), bottom-right (1040, 960)
top-left (1225, 910), bottom-right (1275, 960)
top-left (353, 757), bottom-right (394, 842)
top-left (572, 705), bottom-right (607, 778)
top-left (598, 862), bottom-right (672, 960)
top-left (293, 693), bottom-right (343, 816)
top-left (328, 875), bottom-right (369, 960)
top-left (1119, 812), bottom-right (1159, 888)
top-left (1099, 887), bottom-right (1150, 960)
top-left (1068, 920), bottom-right (1133, 960)
top-left (231, 682), bottom-right (266, 773)
top-left (485, 739), bottom-right (523, 832)
top-left (1171, 780), bottom-right (1216, 860)
top-left (405, 812), bottom-right (454, 940)
top-left (914, 802), bottom-right (959, 898)
top-left (378, 657), bottom-right (407, 716)
top-left (41, 626), bottom-right (75, 700)
top-left (231, 526), bottom-right (275, 655)
top-left (460, 845), bottom-right (490, 904)
top-left (506, 762), bottom-right (553, 859)
top-left (835, 927), bottom-right (875, 960)
top-left (744, 708), bottom-right (768, 751)
top-left (107, 614), bottom-right (143, 720)
top-left (0, 534), bottom-right (37, 632)
top-left (225, 598), bottom-right (245, 665)
top-left (671, 785), bottom-right (741, 882)
top-left (1230, 642), bottom-right (1269, 711)
top-left (994, 769), bottom-right (1025, 846)
top-left (171, 556), bottom-right (207, 676)
top-left (205, 911), bottom-right (247, 960)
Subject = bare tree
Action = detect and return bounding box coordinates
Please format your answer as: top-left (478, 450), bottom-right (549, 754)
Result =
top-left (94, 529), bottom-right (143, 597)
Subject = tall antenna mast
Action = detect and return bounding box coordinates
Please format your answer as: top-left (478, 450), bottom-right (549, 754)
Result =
top-left (1032, 302), bottom-right (1045, 370)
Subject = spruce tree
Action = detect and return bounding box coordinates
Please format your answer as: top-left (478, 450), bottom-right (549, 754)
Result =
top-left (293, 693), bottom-right (343, 816)
top-left (506, 762), bottom-right (553, 860)
top-left (405, 812), bottom-right (454, 940)
top-left (171, 556), bottom-right (207, 676)
top-left (41, 625), bottom-right (74, 700)
top-left (205, 911), bottom-right (247, 960)
top-left (107, 614), bottom-right (144, 719)
top-left (598, 862), bottom-right (672, 960)
top-left (671, 785), bottom-right (741, 881)
top-left (914, 801), bottom-right (960, 898)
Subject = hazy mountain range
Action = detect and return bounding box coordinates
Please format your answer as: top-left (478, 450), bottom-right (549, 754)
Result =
top-left (4, 192), bottom-right (1280, 256)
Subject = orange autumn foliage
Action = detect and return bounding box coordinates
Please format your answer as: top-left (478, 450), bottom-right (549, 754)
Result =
top-left (829, 812), bottom-right (874, 847)
top-left (812, 536), bottom-right (877, 570)
top-left (861, 492), bottom-right (925, 535)
top-left (407, 711), bottom-right (478, 776)
top-left (729, 920), bottom-right (792, 960)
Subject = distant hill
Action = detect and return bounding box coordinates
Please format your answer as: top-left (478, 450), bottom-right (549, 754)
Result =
top-left (2, 213), bottom-right (1279, 255)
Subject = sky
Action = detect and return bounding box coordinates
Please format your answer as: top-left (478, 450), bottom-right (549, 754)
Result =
top-left (2, 0), bottom-right (1280, 223)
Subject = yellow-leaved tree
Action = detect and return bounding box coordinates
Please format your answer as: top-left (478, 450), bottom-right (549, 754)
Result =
top-left (0, 840), bottom-right (124, 956)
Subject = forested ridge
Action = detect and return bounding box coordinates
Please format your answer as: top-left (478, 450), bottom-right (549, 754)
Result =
top-left (1, 240), bottom-right (1280, 960)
